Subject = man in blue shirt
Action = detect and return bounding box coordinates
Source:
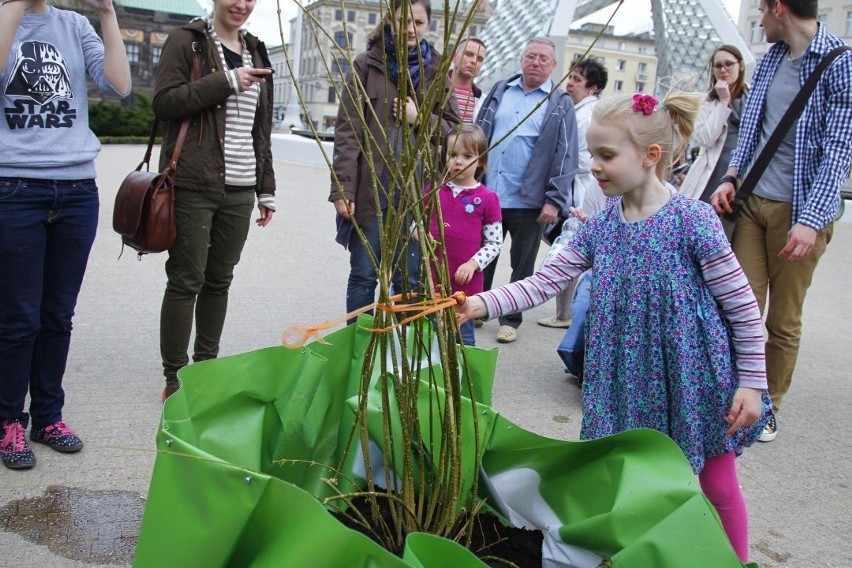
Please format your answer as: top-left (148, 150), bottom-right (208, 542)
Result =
top-left (711, 0), bottom-right (852, 442)
top-left (476, 37), bottom-right (578, 343)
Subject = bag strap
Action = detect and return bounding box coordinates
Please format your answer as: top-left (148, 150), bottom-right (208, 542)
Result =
top-left (138, 44), bottom-right (203, 172)
top-left (732, 45), bottom-right (851, 206)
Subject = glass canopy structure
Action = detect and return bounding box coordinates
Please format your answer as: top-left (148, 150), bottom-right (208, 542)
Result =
top-left (476, 0), bottom-right (752, 92)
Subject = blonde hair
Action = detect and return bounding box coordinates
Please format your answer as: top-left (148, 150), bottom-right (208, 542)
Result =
top-left (447, 123), bottom-right (488, 178)
top-left (592, 85), bottom-right (702, 180)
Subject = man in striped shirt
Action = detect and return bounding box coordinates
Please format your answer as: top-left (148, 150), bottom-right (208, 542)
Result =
top-left (450, 38), bottom-right (486, 122)
top-left (711, 0), bottom-right (852, 443)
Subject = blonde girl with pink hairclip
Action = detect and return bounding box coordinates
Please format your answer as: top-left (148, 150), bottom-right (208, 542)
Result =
top-left (457, 88), bottom-right (772, 562)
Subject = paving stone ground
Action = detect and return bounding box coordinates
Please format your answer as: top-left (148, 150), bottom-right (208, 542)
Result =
top-left (0, 144), bottom-right (849, 567)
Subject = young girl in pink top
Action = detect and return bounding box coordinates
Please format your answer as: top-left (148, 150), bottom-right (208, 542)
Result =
top-left (457, 92), bottom-right (771, 561)
top-left (426, 124), bottom-right (502, 346)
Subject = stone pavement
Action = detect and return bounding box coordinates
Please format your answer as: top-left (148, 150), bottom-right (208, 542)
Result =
top-left (0, 144), bottom-right (850, 567)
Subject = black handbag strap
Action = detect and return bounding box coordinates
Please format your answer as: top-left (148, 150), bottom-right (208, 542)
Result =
top-left (138, 45), bottom-right (202, 172)
top-left (733, 45), bottom-right (851, 206)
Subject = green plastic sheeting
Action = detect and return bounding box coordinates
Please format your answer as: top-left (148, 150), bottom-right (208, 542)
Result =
top-left (134, 319), bottom-right (758, 567)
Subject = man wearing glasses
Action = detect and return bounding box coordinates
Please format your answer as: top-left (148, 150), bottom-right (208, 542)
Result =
top-left (475, 37), bottom-right (578, 344)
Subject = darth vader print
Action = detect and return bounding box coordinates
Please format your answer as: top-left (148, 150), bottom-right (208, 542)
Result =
top-left (5, 41), bottom-right (73, 105)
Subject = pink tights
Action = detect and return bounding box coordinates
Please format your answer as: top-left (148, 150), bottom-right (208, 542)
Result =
top-left (698, 451), bottom-right (749, 562)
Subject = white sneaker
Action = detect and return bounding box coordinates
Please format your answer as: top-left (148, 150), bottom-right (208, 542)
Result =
top-left (758, 415), bottom-right (777, 442)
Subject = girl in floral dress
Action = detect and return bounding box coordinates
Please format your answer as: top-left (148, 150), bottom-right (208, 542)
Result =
top-left (457, 91), bottom-right (771, 562)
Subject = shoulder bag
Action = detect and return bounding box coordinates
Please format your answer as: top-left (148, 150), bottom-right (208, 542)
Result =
top-left (720, 45), bottom-right (851, 240)
top-left (112, 47), bottom-right (201, 259)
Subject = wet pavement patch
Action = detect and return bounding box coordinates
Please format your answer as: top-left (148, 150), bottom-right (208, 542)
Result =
top-left (0, 485), bottom-right (144, 564)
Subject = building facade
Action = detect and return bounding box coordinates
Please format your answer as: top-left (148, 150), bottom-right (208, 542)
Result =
top-left (291, 0), bottom-right (491, 130)
top-left (55, 0), bottom-right (206, 100)
top-left (738, 0), bottom-right (852, 61)
top-left (565, 24), bottom-right (658, 96)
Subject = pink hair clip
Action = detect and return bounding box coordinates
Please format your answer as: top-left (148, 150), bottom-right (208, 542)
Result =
top-left (632, 93), bottom-right (659, 116)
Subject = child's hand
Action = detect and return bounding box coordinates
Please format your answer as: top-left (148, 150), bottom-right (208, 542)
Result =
top-left (724, 387), bottom-right (763, 436)
top-left (569, 207), bottom-right (588, 223)
top-left (456, 294), bottom-right (486, 324)
top-left (454, 260), bottom-right (478, 285)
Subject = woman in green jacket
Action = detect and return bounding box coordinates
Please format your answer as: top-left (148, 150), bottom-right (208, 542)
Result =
top-left (153, 0), bottom-right (276, 400)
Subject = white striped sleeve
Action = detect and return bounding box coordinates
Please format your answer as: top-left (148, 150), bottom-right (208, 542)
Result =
top-left (478, 246), bottom-right (589, 319)
top-left (226, 69), bottom-right (240, 93)
top-left (699, 248), bottom-right (768, 389)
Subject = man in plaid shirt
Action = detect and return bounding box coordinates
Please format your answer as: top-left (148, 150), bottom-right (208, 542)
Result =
top-left (711, 0), bottom-right (852, 443)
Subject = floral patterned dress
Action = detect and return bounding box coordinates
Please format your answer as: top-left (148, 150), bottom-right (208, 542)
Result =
top-left (481, 193), bottom-right (771, 474)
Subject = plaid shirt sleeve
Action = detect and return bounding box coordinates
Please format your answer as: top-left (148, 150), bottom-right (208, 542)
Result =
top-left (730, 25), bottom-right (852, 230)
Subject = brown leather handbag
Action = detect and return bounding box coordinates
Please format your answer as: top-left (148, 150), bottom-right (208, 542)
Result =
top-left (112, 49), bottom-right (201, 258)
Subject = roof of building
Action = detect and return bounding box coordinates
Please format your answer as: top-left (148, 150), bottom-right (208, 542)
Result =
top-left (116, 0), bottom-right (206, 17)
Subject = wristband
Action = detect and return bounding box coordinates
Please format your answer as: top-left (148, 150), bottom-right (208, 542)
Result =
top-left (719, 174), bottom-right (739, 189)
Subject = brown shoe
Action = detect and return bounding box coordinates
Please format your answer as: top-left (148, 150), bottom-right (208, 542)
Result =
top-left (162, 384), bottom-right (180, 402)
top-left (496, 325), bottom-right (518, 343)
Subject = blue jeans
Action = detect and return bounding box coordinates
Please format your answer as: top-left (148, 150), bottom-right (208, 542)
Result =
top-left (0, 178), bottom-right (98, 428)
top-left (459, 320), bottom-right (475, 347)
top-left (557, 270), bottom-right (592, 378)
top-left (346, 220), bottom-right (419, 323)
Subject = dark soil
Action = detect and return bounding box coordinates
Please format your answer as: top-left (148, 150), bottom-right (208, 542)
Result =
top-left (332, 496), bottom-right (543, 567)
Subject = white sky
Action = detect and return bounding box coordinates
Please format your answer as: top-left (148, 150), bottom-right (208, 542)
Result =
top-left (225, 0), bottom-right (742, 47)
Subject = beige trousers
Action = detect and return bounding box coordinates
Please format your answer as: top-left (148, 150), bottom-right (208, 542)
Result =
top-left (732, 195), bottom-right (833, 413)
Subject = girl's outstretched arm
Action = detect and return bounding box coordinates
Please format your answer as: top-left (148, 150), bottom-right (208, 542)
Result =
top-left (477, 247), bottom-right (589, 320)
top-left (456, 295), bottom-right (487, 324)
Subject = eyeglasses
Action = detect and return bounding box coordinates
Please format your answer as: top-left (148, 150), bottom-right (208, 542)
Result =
top-left (712, 61), bottom-right (738, 71)
top-left (523, 53), bottom-right (553, 64)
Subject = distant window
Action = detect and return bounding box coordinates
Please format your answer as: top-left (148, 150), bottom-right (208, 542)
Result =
top-left (818, 13), bottom-right (827, 24)
top-left (638, 62), bottom-right (647, 73)
top-left (613, 80), bottom-right (623, 92)
top-left (347, 10), bottom-right (356, 22)
top-left (750, 21), bottom-right (760, 43)
top-left (368, 12), bottom-right (377, 24)
top-left (618, 41), bottom-right (626, 51)
top-left (151, 45), bottom-right (162, 70)
top-left (637, 46), bottom-right (647, 54)
top-left (334, 31), bottom-right (352, 48)
top-left (429, 20), bottom-right (437, 31)
top-left (470, 25), bottom-right (477, 35)
top-left (332, 57), bottom-right (350, 75)
top-left (328, 87), bottom-right (337, 103)
top-left (616, 59), bottom-right (626, 71)
top-left (334, 9), bottom-right (343, 21)
top-left (635, 81), bottom-right (645, 92)
top-left (125, 43), bottom-right (140, 67)
top-left (847, 12), bottom-right (852, 36)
